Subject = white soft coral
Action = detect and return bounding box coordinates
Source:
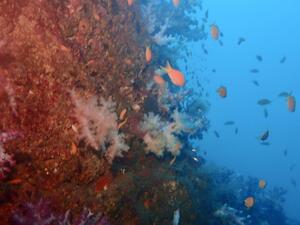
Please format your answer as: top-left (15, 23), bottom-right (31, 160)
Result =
top-left (71, 92), bottom-right (129, 163)
top-left (140, 112), bottom-right (181, 157)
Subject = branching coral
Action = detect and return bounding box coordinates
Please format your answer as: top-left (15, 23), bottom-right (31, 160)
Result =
top-left (71, 92), bottom-right (129, 163)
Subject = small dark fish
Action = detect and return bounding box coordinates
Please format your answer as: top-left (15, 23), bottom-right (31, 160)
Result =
top-left (264, 108), bottom-right (269, 118)
top-left (260, 142), bottom-right (270, 146)
top-left (219, 40), bottom-right (223, 46)
top-left (280, 56), bottom-right (286, 64)
top-left (214, 131), bottom-right (220, 138)
top-left (212, 69), bottom-right (216, 73)
top-left (205, 10), bottom-right (209, 19)
top-left (235, 128), bottom-right (239, 134)
top-left (259, 130), bottom-right (269, 141)
top-left (256, 55), bottom-right (263, 62)
top-left (224, 121), bottom-right (235, 126)
top-left (291, 178), bottom-right (297, 188)
top-left (201, 44), bottom-right (208, 55)
top-left (278, 92), bottom-right (289, 98)
top-left (220, 32), bottom-right (224, 38)
top-left (284, 149), bottom-right (288, 157)
top-left (252, 80), bottom-right (260, 86)
top-left (290, 164), bottom-right (296, 171)
top-left (250, 69), bottom-right (259, 73)
top-left (237, 37), bottom-right (245, 45)
top-left (257, 99), bottom-right (272, 106)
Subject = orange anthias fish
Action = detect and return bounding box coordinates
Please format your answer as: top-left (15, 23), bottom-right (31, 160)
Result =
top-left (244, 196), bottom-right (255, 208)
top-left (145, 46), bottom-right (152, 63)
top-left (161, 62), bottom-right (185, 86)
top-left (127, 0), bottom-right (134, 6)
top-left (217, 86), bottom-right (227, 98)
top-left (153, 74), bottom-right (165, 86)
top-left (287, 95), bottom-right (296, 112)
top-left (210, 24), bottom-right (220, 40)
top-left (173, 0), bottom-right (180, 7)
top-left (259, 179), bottom-right (267, 189)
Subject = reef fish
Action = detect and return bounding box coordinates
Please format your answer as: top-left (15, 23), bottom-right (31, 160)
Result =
top-left (280, 56), bottom-right (286, 64)
top-left (252, 80), bottom-right (260, 86)
top-left (153, 74), bottom-right (165, 86)
top-left (119, 109), bottom-right (127, 121)
top-left (250, 69), bottom-right (259, 73)
top-left (237, 37), bottom-right (246, 45)
top-left (244, 197), bottom-right (255, 208)
top-left (210, 24), bottom-right (220, 40)
top-left (259, 179), bottom-right (267, 189)
top-left (161, 62), bottom-right (185, 86)
top-left (214, 131), bottom-right (220, 138)
top-left (257, 99), bottom-right (272, 106)
top-left (291, 178), bottom-right (297, 188)
top-left (201, 44), bottom-right (208, 55)
top-left (224, 121), bottom-right (235, 126)
top-left (284, 148), bottom-right (288, 157)
top-left (278, 92), bottom-right (289, 98)
top-left (259, 130), bottom-right (269, 141)
top-left (173, 0), bottom-right (180, 7)
top-left (264, 108), bottom-right (269, 118)
top-left (256, 55), bottom-right (263, 62)
top-left (145, 46), bottom-right (152, 63)
top-left (287, 95), bottom-right (296, 112)
top-left (127, 0), bottom-right (134, 6)
top-left (217, 86), bottom-right (227, 98)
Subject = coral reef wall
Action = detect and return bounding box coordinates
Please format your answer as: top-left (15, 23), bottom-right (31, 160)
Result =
top-left (1, 1), bottom-right (296, 225)
top-left (0, 0), bottom-right (150, 223)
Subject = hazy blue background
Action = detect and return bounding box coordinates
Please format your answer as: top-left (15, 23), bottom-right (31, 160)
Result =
top-left (188, 0), bottom-right (300, 220)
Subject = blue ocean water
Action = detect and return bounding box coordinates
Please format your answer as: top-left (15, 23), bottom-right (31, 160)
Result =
top-left (188, 0), bottom-right (300, 220)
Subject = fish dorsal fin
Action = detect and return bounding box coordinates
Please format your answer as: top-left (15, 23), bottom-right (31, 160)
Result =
top-left (166, 61), bottom-right (172, 70)
top-left (160, 61), bottom-right (172, 73)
